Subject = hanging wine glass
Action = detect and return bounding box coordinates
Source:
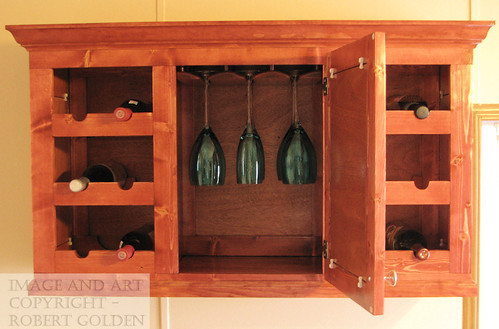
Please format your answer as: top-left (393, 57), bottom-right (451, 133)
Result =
top-left (189, 71), bottom-right (226, 186)
top-left (277, 71), bottom-right (317, 184)
top-left (236, 71), bottom-right (265, 184)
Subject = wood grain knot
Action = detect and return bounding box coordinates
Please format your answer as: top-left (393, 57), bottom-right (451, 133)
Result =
top-left (373, 65), bottom-right (384, 76)
top-left (459, 232), bottom-right (469, 241)
top-left (452, 155), bottom-right (464, 166)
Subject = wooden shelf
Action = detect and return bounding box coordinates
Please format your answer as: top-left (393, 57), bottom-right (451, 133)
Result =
top-left (182, 235), bottom-right (322, 257)
top-left (385, 250), bottom-right (449, 274)
top-left (386, 181), bottom-right (450, 205)
top-left (179, 256), bottom-right (323, 277)
top-left (384, 250), bottom-right (477, 297)
top-left (54, 250), bottom-right (154, 273)
top-left (52, 113), bottom-right (153, 137)
top-left (53, 182), bottom-right (154, 205)
top-left (386, 110), bottom-right (451, 135)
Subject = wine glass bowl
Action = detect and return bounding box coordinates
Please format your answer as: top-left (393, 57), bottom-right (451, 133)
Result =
top-left (278, 123), bottom-right (317, 184)
top-left (189, 126), bottom-right (226, 186)
top-left (236, 124), bottom-right (265, 184)
top-left (189, 70), bottom-right (226, 186)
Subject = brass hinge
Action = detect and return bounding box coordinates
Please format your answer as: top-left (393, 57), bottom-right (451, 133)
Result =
top-left (322, 240), bottom-right (329, 259)
top-left (322, 77), bottom-right (329, 95)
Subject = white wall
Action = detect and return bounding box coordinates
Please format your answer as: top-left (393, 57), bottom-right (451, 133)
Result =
top-left (1, 1), bottom-right (497, 328)
top-left (166, 298), bottom-right (462, 329)
top-left (478, 122), bottom-right (499, 329)
top-left (473, 0), bottom-right (499, 104)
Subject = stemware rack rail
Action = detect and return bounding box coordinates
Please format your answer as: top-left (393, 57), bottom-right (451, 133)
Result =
top-left (178, 65), bottom-right (322, 79)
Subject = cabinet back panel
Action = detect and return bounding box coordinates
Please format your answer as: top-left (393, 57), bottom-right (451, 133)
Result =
top-left (86, 136), bottom-right (153, 182)
top-left (386, 135), bottom-right (450, 182)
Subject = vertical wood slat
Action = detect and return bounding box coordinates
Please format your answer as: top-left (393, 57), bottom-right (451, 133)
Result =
top-left (69, 77), bottom-right (89, 239)
top-left (420, 135), bottom-right (441, 248)
top-left (449, 65), bottom-right (473, 273)
top-left (322, 59), bottom-right (332, 275)
top-left (153, 66), bottom-right (179, 274)
top-left (30, 69), bottom-right (56, 272)
top-left (52, 74), bottom-right (71, 247)
top-left (367, 32), bottom-right (387, 315)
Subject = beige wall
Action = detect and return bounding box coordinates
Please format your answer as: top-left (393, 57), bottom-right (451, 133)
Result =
top-left (1, 0), bottom-right (496, 328)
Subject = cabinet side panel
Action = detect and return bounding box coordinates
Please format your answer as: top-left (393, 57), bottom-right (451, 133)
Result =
top-left (153, 66), bottom-right (179, 273)
top-left (449, 65), bottom-right (473, 273)
top-left (30, 69), bottom-right (56, 272)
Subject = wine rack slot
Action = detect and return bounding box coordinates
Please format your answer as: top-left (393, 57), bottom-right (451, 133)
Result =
top-left (386, 134), bottom-right (450, 183)
top-left (386, 205), bottom-right (449, 250)
top-left (386, 65), bottom-right (450, 112)
top-left (54, 66), bottom-right (152, 116)
top-left (56, 205), bottom-right (154, 259)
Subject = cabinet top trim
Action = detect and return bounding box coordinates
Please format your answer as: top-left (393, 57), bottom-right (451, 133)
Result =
top-left (6, 20), bottom-right (494, 51)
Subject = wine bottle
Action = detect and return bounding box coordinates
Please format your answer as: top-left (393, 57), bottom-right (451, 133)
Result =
top-left (113, 99), bottom-right (152, 121)
top-left (386, 222), bottom-right (430, 260)
top-left (69, 162), bottom-right (127, 192)
top-left (116, 224), bottom-right (154, 261)
top-left (386, 95), bottom-right (430, 119)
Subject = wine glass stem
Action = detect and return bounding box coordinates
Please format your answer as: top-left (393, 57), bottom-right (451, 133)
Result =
top-left (203, 75), bottom-right (209, 129)
top-left (292, 75), bottom-right (299, 126)
top-left (246, 74), bottom-right (254, 133)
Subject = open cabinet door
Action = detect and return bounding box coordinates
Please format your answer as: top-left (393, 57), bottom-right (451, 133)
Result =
top-left (323, 32), bottom-right (386, 315)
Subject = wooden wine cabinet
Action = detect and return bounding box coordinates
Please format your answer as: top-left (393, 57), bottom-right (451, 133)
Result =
top-left (7, 20), bottom-right (493, 315)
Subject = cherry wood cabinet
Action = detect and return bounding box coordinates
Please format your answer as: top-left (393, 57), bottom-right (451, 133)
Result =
top-left (7, 20), bottom-right (493, 315)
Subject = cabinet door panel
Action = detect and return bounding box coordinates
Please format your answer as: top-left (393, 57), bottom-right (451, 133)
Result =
top-left (323, 32), bottom-right (386, 315)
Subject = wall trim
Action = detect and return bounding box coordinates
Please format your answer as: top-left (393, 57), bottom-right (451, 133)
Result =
top-left (464, 104), bottom-right (499, 329)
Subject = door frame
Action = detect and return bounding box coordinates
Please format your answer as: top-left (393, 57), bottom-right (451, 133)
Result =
top-left (463, 104), bottom-right (499, 329)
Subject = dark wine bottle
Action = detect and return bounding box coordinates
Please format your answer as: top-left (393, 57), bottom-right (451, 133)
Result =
top-left (69, 162), bottom-right (127, 192)
top-left (116, 224), bottom-right (154, 261)
top-left (386, 95), bottom-right (430, 119)
top-left (386, 222), bottom-right (430, 260)
top-left (113, 99), bottom-right (152, 121)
